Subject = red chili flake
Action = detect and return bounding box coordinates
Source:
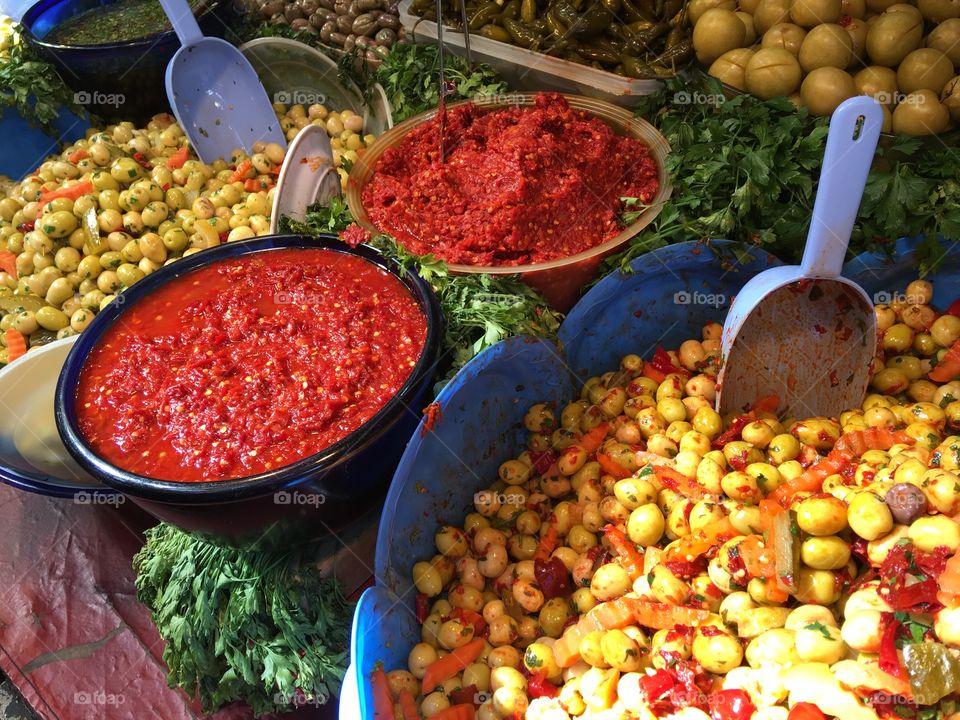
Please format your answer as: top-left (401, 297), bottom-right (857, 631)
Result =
top-left (651, 346), bottom-right (691, 378)
top-left (878, 613), bottom-right (905, 679)
top-left (664, 557), bottom-right (708, 580)
top-left (421, 402), bottom-right (443, 436)
top-left (16, 221), bottom-right (34, 233)
top-left (699, 625), bottom-right (724, 637)
top-left (712, 414), bottom-right (752, 449)
top-left (837, 13), bottom-right (853, 26)
top-left (339, 223), bottom-right (372, 247)
top-left (131, 152), bottom-right (153, 170)
top-left (814, 324), bottom-right (827, 335)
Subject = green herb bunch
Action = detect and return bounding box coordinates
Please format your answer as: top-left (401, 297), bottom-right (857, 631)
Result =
top-left (606, 76), bottom-right (960, 276)
top-left (133, 524), bottom-right (352, 716)
top-left (0, 21), bottom-right (84, 139)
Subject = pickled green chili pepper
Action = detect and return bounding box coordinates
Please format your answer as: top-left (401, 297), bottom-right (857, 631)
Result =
top-left (503, 17), bottom-right (541, 46)
top-left (578, 44), bottom-right (620, 64)
top-left (520, 0), bottom-right (537, 23)
top-left (545, 8), bottom-right (567, 37)
top-left (468, 1), bottom-right (502, 30)
top-left (902, 643), bottom-right (960, 705)
top-left (600, 0), bottom-right (622, 13)
top-left (621, 55), bottom-right (654, 77)
top-left (477, 22), bottom-right (512, 40)
top-left (653, 38), bottom-right (692, 66)
top-left (497, 0), bottom-right (520, 21)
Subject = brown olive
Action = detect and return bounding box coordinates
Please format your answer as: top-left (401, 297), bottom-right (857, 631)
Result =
top-left (329, 30), bottom-right (348, 44)
top-left (319, 18), bottom-right (337, 39)
top-left (790, 0), bottom-right (841, 26)
top-left (336, 13), bottom-right (354, 31)
top-left (798, 23), bottom-right (853, 71)
top-left (318, 0), bottom-right (335, 9)
top-left (353, 11), bottom-right (379, 34)
top-left (356, 35), bottom-right (375, 47)
top-left (259, 0), bottom-right (284, 17)
top-left (375, 27), bottom-right (398, 44)
top-left (290, 16), bottom-right (310, 27)
top-left (283, 2), bottom-right (305, 20)
top-left (927, 19), bottom-right (960, 65)
top-left (709, 47), bottom-right (756, 89)
top-left (378, 12), bottom-right (401, 28)
top-left (348, 0), bottom-right (361, 15)
top-left (358, 0), bottom-right (382, 9)
top-left (761, 22), bottom-right (806, 55)
top-left (301, 0), bottom-right (321, 12)
top-left (892, 89), bottom-right (951, 135)
top-left (334, 0), bottom-right (351, 14)
top-left (897, 48), bottom-right (955, 94)
top-left (344, 33), bottom-right (357, 50)
top-left (866, 10), bottom-right (923, 66)
top-left (271, 11), bottom-right (289, 23)
top-left (884, 483), bottom-right (928, 524)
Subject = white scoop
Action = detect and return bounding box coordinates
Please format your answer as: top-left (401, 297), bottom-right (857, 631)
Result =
top-left (158, 0), bottom-right (286, 163)
top-left (269, 124), bottom-right (341, 234)
top-left (716, 96), bottom-right (883, 420)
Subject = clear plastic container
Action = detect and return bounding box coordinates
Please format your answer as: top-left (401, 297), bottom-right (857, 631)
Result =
top-left (398, 0), bottom-right (663, 106)
top-left (346, 92), bottom-right (672, 310)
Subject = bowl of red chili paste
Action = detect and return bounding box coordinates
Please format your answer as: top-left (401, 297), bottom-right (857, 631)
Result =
top-left (346, 92), bottom-right (672, 311)
top-left (54, 235), bottom-right (442, 548)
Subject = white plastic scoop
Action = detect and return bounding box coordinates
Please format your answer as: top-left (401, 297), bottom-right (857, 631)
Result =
top-left (158, 0), bottom-right (286, 164)
top-left (716, 96), bottom-right (883, 420)
top-left (268, 124), bottom-right (341, 234)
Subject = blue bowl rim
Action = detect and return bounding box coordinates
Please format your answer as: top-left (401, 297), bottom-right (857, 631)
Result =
top-left (54, 234), bottom-right (444, 503)
top-left (21, 0), bottom-right (221, 51)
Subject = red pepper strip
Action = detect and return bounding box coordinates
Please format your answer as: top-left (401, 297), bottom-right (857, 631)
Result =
top-left (578, 423), bottom-right (609, 454)
top-left (528, 673), bottom-right (559, 699)
top-left (597, 451), bottom-right (632, 479)
top-left (448, 684), bottom-right (479, 707)
top-left (603, 524), bottom-right (644, 581)
top-left (878, 614), bottom-right (905, 680)
top-left (37, 180), bottom-right (94, 211)
top-left (0, 250), bottom-right (17, 279)
top-left (930, 339), bottom-right (960, 382)
top-left (534, 526), bottom-right (559, 562)
top-left (5, 329), bottom-right (27, 363)
top-left (66, 148), bottom-right (89, 163)
top-left (414, 593), bottom-right (430, 624)
top-left (398, 688), bottom-right (422, 720)
top-left (788, 703), bottom-right (828, 720)
top-left (642, 362), bottom-right (668, 384)
top-left (652, 465), bottom-right (707, 500)
top-left (948, 299), bottom-right (960, 318)
top-left (450, 607), bottom-right (487, 638)
top-left (712, 413), bottom-right (755, 449)
top-left (166, 145), bottom-right (190, 169)
top-left (639, 668), bottom-right (674, 701)
top-left (651, 346), bottom-right (691, 377)
top-left (229, 158), bottom-right (253, 183)
top-left (371, 667), bottom-right (396, 720)
top-left (430, 706), bottom-right (476, 720)
top-left (889, 578), bottom-right (941, 611)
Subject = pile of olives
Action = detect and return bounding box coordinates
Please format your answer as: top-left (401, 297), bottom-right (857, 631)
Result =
top-left (253, 0), bottom-right (403, 62)
top-left (693, 0), bottom-right (960, 133)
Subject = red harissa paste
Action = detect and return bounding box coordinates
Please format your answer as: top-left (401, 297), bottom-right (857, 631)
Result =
top-left (362, 92), bottom-right (660, 266)
top-left (76, 249), bottom-right (426, 482)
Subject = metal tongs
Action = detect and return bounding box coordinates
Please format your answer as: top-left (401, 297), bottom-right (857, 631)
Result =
top-left (436, 0), bottom-right (473, 162)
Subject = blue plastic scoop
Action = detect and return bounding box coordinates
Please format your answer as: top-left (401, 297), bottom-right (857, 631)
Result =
top-left (158, 0), bottom-right (286, 163)
top-left (716, 96), bottom-right (884, 420)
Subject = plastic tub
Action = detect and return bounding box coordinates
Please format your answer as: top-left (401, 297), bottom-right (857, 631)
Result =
top-left (399, 0), bottom-right (662, 105)
top-left (343, 236), bottom-right (960, 718)
top-left (21, 0), bottom-right (227, 123)
top-left (346, 92), bottom-right (672, 311)
top-left (0, 335), bottom-right (119, 500)
top-left (54, 234), bottom-right (443, 550)
top-left (239, 37), bottom-right (394, 136)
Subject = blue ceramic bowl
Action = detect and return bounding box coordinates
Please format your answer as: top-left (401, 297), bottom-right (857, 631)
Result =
top-left (21, 0), bottom-right (227, 123)
top-left (344, 236), bottom-right (960, 719)
top-left (54, 235), bottom-right (443, 549)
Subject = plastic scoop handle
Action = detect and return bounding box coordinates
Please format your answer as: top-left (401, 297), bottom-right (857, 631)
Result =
top-left (158, 0), bottom-right (203, 47)
top-left (800, 96), bottom-right (883, 278)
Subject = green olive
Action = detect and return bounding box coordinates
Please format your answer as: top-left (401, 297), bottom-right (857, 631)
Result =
top-left (866, 10), bottom-right (923, 67)
top-left (897, 48), bottom-right (954, 94)
top-left (709, 48), bottom-right (756, 90)
top-left (799, 24), bottom-right (854, 72)
top-left (761, 23), bottom-right (807, 55)
top-left (116, 263), bottom-right (145, 287)
top-left (893, 89), bottom-right (951, 135)
top-left (40, 210), bottom-right (79, 239)
top-left (35, 306), bottom-right (70, 331)
top-left (790, 0), bottom-right (841, 26)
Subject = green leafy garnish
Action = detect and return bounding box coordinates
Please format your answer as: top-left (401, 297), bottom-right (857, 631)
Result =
top-left (805, 621), bottom-right (832, 639)
top-left (133, 524), bottom-right (352, 716)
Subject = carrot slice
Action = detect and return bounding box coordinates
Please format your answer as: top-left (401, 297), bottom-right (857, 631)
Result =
top-left (0, 250), bottom-right (17, 279)
top-left (37, 180), bottom-right (94, 211)
top-left (398, 688), bottom-right (422, 720)
top-left (597, 451), bottom-right (632, 479)
top-left (738, 534), bottom-right (776, 579)
top-left (5, 328), bottom-right (27, 363)
top-left (371, 667), bottom-right (395, 720)
top-left (578, 423), bottom-right (609, 454)
top-left (165, 146), bottom-right (190, 169)
top-left (533, 526), bottom-right (559, 562)
top-left (652, 465), bottom-right (707, 500)
top-left (623, 598), bottom-right (711, 630)
top-left (67, 148), bottom-right (89, 164)
top-left (229, 158), bottom-right (253, 183)
top-left (430, 705), bottom-right (476, 720)
top-left (421, 638), bottom-right (485, 694)
top-left (929, 339), bottom-right (960, 382)
top-left (603, 524), bottom-right (644, 580)
top-left (663, 517), bottom-right (735, 563)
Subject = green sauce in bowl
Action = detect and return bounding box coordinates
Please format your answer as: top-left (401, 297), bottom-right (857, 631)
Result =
top-left (45, 0), bottom-right (203, 45)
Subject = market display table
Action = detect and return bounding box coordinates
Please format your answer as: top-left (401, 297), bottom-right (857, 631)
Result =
top-left (0, 485), bottom-right (376, 720)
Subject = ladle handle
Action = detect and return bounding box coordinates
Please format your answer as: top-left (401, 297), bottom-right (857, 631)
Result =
top-left (800, 96), bottom-right (883, 278)
top-left (158, 0), bottom-right (204, 46)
